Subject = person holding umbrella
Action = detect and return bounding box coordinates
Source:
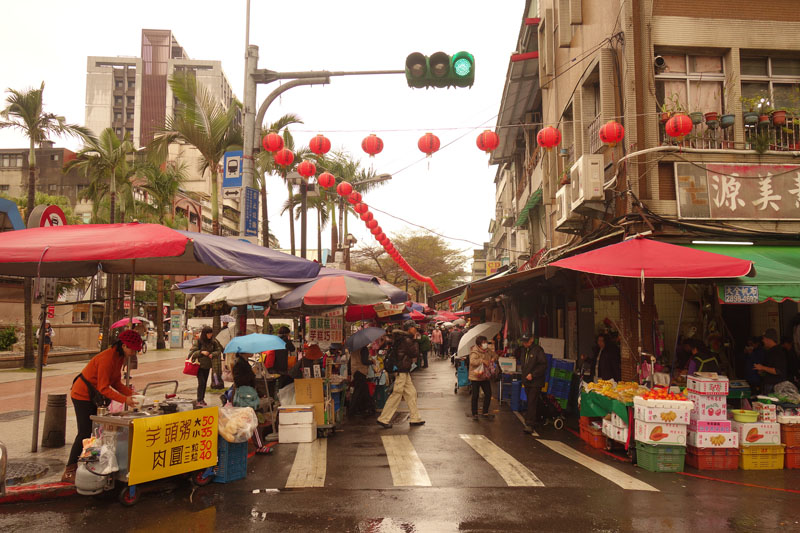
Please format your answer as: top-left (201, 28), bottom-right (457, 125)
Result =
top-left (376, 321), bottom-right (425, 429)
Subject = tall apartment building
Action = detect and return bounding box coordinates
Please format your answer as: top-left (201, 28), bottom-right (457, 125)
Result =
top-left (85, 29), bottom-right (241, 235)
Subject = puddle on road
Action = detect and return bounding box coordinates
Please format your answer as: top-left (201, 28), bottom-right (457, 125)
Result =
top-left (357, 518), bottom-right (459, 532)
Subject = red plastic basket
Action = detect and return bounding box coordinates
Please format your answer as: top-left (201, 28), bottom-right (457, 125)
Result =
top-left (580, 425), bottom-right (606, 449)
top-left (781, 424), bottom-right (800, 447)
top-left (686, 445), bottom-right (739, 471)
top-left (786, 447), bottom-right (800, 469)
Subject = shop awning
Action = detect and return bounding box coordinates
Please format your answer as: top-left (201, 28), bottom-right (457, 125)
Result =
top-left (515, 188), bottom-right (542, 227)
top-left (688, 244), bottom-right (800, 303)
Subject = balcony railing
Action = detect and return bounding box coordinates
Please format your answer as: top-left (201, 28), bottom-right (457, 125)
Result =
top-left (657, 113), bottom-right (800, 152)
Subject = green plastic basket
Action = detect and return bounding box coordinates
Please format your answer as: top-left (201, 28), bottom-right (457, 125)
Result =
top-left (636, 442), bottom-right (686, 473)
top-left (550, 368), bottom-right (573, 380)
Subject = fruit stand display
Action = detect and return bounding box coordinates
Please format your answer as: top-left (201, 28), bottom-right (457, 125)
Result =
top-left (580, 380), bottom-right (650, 455)
top-left (633, 388), bottom-right (693, 472)
top-left (685, 374), bottom-right (740, 470)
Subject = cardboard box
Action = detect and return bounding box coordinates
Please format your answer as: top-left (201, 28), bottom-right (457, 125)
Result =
top-left (498, 356), bottom-right (517, 373)
top-left (634, 420), bottom-right (687, 446)
top-left (689, 419), bottom-right (732, 433)
top-left (687, 374), bottom-right (729, 396)
top-left (633, 397), bottom-right (692, 425)
top-left (295, 378), bottom-right (325, 404)
top-left (611, 412), bottom-right (629, 429)
top-left (754, 402), bottom-right (778, 423)
top-left (279, 422), bottom-right (317, 443)
top-left (731, 421), bottom-right (781, 446)
top-left (603, 418), bottom-right (613, 437)
top-left (278, 405), bottom-right (315, 426)
top-left (687, 429), bottom-right (738, 448)
top-left (687, 393), bottom-right (727, 421)
top-left (309, 401), bottom-right (325, 425)
top-left (612, 425), bottom-right (627, 443)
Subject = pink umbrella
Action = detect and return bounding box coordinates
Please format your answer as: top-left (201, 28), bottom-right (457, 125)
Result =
top-left (111, 317), bottom-right (141, 329)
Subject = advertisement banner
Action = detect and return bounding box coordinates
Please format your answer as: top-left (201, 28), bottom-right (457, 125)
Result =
top-left (129, 407), bottom-right (218, 485)
top-left (375, 303), bottom-right (406, 317)
top-left (305, 316), bottom-right (343, 344)
top-left (486, 261), bottom-right (502, 276)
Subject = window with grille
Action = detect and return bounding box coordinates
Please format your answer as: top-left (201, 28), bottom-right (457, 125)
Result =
top-left (655, 53), bottom-right (725, 116)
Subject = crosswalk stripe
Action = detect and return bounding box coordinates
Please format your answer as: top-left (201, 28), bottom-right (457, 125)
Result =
top-left (513, 411), bottom-right (540, 436)
top-left (381, 435), bottom-right (432, 487)
top-left (537, 440), bottom-right (659, 492)
top-left (285, 439), bottom-right (327, 488)
top-left (459, 434), bottom-right (544, 487)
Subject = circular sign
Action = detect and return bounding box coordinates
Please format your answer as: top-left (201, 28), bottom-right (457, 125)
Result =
top-left (27, 205), bottom-right (67, 228)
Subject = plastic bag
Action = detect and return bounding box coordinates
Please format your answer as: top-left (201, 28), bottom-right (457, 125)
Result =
top-left (86, 444), bottom-right (119, 475)
top-left (277, 383), bottom-right (295, 407)
top-left (108, 400), bottom-right (125, 413)
top-left (218, 405), bottom-right (258, 443)
top-left (775, 381), bottom-right (800, 404)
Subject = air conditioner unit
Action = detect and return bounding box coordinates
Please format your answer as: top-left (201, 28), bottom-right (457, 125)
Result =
top-left (555, 184), bottom-right (582, 233)
top-left (570, 154), bottom-right (605, 215)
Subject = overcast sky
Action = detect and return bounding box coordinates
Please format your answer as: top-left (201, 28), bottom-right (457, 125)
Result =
top-left (0, 0), bottom-right (523, 266)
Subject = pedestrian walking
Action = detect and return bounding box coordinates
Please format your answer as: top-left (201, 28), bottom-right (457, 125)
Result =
top-left (468, 335), bottom-right (498, 419)
top-left (377, 320), bottom-right (425, 428)
top-left (431, 326), bottom-right (443, 358)
top-left (36, 321), bottom-right (55, 366)
top-left (519, 334), bottom-right (547, 433)
top-left (62, 329), bottom-right (142, 483)
top-left (189, 326), bottom-right (223, 406)
top-left (417, 327), bottom-right (431, 368)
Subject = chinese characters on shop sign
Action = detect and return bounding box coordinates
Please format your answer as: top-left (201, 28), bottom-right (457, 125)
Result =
top-left (306, 316), bottom-right (343, 343)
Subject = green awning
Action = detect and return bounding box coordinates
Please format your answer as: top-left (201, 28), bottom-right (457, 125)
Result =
top-left (515, 187), bottom-right (542, 227)
top-left (688, 244), bottom-right (800, 303)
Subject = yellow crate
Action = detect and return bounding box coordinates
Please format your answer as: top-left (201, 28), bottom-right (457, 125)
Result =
top-left (739, 444), bottom-right (785, 470)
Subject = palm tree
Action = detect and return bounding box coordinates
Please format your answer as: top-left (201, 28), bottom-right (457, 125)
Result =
top-left (305, 193), bottom-right (330, 261)
top-left (254, 114), bottom-right (302, 248)
top-left (0, 82), bottom-right (92, 368)
top-left (278, 135), bottom-right (310, 256)
top-left (149, 72), bottom-right (242, 235)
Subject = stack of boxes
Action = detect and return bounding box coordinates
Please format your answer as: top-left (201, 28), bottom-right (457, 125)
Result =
top-left (778, 413), bottom-right (800, 469)
top-left (602, 412), bottom-right (629, 444)
top-left (685, 374), bottom-right (739, 470)
top-left (294, 378), bottom-right (326, 427)
top-left (734, 399), bottom-right (784, 470)
top-left (278, 405), bottom-right (317, 444)
top-left (547, 358), bottom-right (575, 409)
top-left (633, 396), bottom-right (692, 472)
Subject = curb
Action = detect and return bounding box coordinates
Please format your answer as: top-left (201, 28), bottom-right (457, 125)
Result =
top-left (0, 482), bottom-right (77, 504)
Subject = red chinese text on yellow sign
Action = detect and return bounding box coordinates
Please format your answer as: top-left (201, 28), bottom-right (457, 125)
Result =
top-left (128, 407), bottom-right (218, 485)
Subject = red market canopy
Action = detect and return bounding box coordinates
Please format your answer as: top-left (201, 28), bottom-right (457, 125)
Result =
top-left (0, 223), bottom-right (321, 282)
top-left (277, 275), bottom-right (401, 310)
top-left (548, 237), bottom-right (755, 279)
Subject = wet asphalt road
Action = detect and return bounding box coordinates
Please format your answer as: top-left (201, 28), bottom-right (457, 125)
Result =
top-left (2, 357), bottom-right (799, 532)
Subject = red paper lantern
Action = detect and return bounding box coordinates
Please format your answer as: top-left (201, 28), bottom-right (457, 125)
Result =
top-left (375, 232), bottom-right (386, 242)
top-left (317, 172), bottom-right (335, 188)
top-left (367, 219), bottom-right (378, 229)
top-left (262, 132), bottom-right (284, 153)
top-left (418, 132), bottom-right (440, 157)
top-left (362, 134), bottom-right (384, 157)
top-left (273, 148), bottom-right (294, 167)
top-left (599, 121), bottom-right (625, 147)
top-left (476, 130), bottom-right (500, 153)
top-left (297, 159), bottom-right (316, 179)
top-left (348, 191), bottom-right (362, 204)
top-left (360, 211), bottom-right (373, 222)
top-left (665, 114), bottom-right (693, 141)
top-left (354, 202), bottom-right (369, 214)
top-left (370, 226), bottom-right (382, 235)
top-left (336, 181), bottom-right (353, 196)
top-left (379, 238), bottom-right (389, 246)
top-left (536, 126), bottom-right (561, 150)
top-left (309, 134), bottom-right (331, 155)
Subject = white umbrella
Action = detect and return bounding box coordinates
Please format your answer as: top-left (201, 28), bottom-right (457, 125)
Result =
top-left (199, 278), bottom-right (292, 306)
top-left (457, 322), bottom-right (503, 358)
top-left (453, 318), bottom-right (466, 326)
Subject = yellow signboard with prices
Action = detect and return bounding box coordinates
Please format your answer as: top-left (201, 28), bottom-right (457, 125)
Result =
top-left (129, 407), bottom-right (218, 485)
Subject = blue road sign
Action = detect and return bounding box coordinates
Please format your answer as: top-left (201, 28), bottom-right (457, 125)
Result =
top-left (223, 150), bottom-right (243, 188)
top-left (244, 186), bottom-right (259, 237)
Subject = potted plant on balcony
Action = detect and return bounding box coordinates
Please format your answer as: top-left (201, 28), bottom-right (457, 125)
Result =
top-left (659, 93), bottom-right (685, 123)
top-left (741, 95), bottom-right (767, 126)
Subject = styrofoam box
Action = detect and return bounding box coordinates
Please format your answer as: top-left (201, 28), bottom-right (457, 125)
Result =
top-left (634, 420), bottom-right (687, 446)
top-left (689, 419), bottom-right (732, 433)
top-left (498, 356), bottom-right (517, 372)
top-left (731, 421), bottom-right (781, 446)
top-left (611, 412), bottom-right (629, 429)
top-left (687, 429), bottom-right (739, 448)
top-left (687, 374), bottom-right (729, 396)
top-left (778, 415), bottom-right (800, 424)
top-left (633, 396), bottom-right (693, 425)
top-left (612, 425), bottom-right (627, 443)
top-left (279, 423), bottom-right (317, 443)
top-left (602, 418), bottom-right (613, 438)
top-left (753, 402), bottom-right (778, 423)
top-left (687, 393), bottom-right (727, 421)
top-left (278, 405), bottom-right (315, 426)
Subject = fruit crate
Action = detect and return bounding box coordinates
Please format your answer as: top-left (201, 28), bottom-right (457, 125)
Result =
top-left (739, 444), bottom-right (785, 470)
top-left (635, 442), bottom-right (686, 472)
top-left (214, 436), bottom-right (248, 483)
top-left (551, 358), bottom-right (575, 372)
top-left (780, 424), bottom-right (800, 447)
top-left (685, 445), bottom-right (739, 471)
top-left (786, 447), bottom-right (800, 469)
top-left (550, 379), bottom-right (571, 400)
top-left (580, 425), bottom-right (606, 449)
top-left (550, 367), bottom-right (573, 380)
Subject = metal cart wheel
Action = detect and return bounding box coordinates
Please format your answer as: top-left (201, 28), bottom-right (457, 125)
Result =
top-left (553, 417), bottom-right (565, 430)
top-left (118, 485), bottom-right (140, 506)
top-left (190, 468), bottom-right (214, 487)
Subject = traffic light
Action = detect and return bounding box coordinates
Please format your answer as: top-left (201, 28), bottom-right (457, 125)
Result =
top-left (405, 51), bottom-right (475, 89)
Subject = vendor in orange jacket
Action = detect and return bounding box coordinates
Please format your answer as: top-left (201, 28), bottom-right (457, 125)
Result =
top-left (61, 329), bottom-right (143, 483)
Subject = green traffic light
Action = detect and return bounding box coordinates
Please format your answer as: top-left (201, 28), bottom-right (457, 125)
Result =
top-left (453, 57), bottom-right (471, 76)
top-left (404, 51), bottom-right (474, 89)
top-left (451, 51), bottom-right (474, 87)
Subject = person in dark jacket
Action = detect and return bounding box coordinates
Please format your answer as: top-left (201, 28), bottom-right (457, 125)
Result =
top-left (582, 334), bottom-right (621, 382)
top-left (417, 328), bottom-right (432, 368)
top-left (687, 339), bottom-right (721, 375)
top-left (519, 334), bottom-right (548, 433)
top-left (756, 328), bottom-right (788, 394)
top-left (376, 321), bottom-right (425, 428)
top-left (189, 326), bottom-right (223, 405)
top-left (449, 326), bottom-right (464, 361)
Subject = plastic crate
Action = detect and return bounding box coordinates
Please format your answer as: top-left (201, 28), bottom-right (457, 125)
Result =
top-left (214, 436), bottom-right (248, 483)
top-left (739, 444), bottom-right (785, 470)
top-left (635, 442), bottom-right (686, 472)
top-left (549, 378), bottom-right (571, 400)
top-left (557, 397), bottom-right (568, 410)
top-left (510, 381), bottom-right (522, 411)
top-left (786, 447), bottom-right (800, 469)
top-left (781, 424), bottom-right (800, 447)
top-left (685, 446), bottom-right (739, 471)
top-left (580, 425), bottom-right (606, 449)
top-left (550, 368), bottom-right (573, 380)
top-left (552, 358), bottom-right (575, 372)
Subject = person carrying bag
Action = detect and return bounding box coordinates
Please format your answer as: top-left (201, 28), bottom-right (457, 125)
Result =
top-left (188, 326), bottom-right (223, 406)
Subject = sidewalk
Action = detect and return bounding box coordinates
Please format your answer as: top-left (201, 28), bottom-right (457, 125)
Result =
top-left (0, 346), bottom-right (226, 498)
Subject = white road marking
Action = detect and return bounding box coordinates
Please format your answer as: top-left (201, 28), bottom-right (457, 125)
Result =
top-left (381, 435), bottom-right (432, 487)
top-left (252, 488), bottom-right (280, 494)
top-left (537, 440), bottom-right (659, 492)
top-left (513, 411), bottom-right (539, 436)
top-left (285, 439), bottom-right (327, 488)
top-left (459, 434), bottom-right (544, 487)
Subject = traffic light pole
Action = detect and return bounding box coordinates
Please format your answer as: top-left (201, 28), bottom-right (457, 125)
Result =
top-left (239, 43), bottom-right (403, 240)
